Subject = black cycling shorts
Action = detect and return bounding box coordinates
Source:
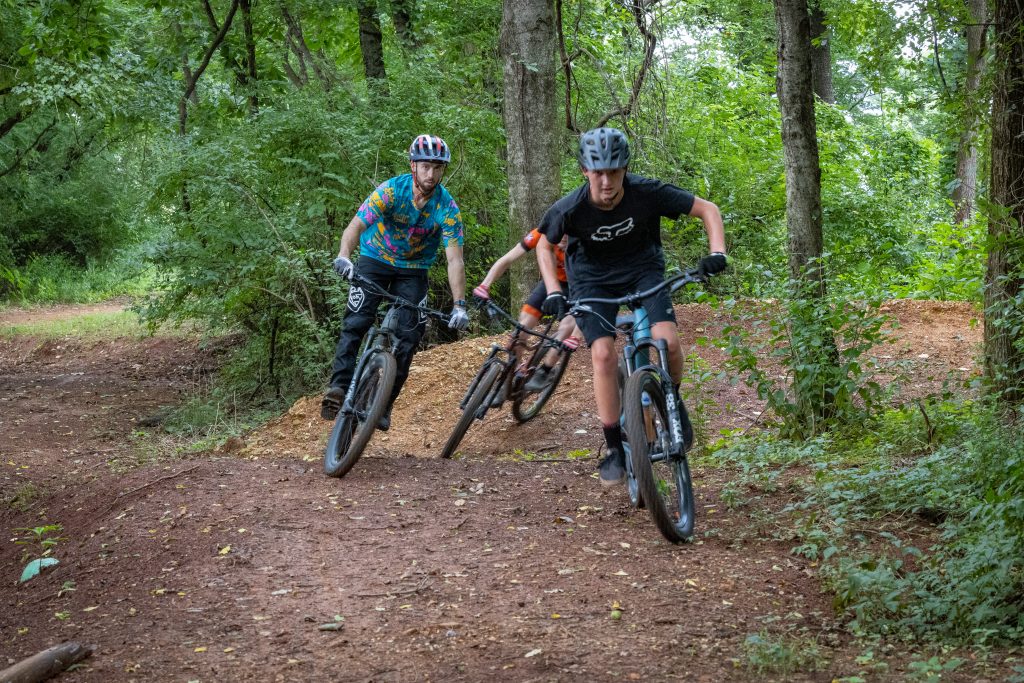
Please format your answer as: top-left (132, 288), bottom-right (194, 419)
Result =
top-left (570, 269), bottom-right (676, 345)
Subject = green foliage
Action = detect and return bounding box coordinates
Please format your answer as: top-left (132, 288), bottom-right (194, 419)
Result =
top-left (0, 252), bottom-right (153, 305)
top-left (720, 271), bottom-right (892, 438)
top-left (13, 523), bottom-right (64, 563)
top-left (741, 630), bottom-right (828, 675)
top-left (724, 400), bottom-right (1024, 644)
top-left (0, 307), bottom-right (148, 338)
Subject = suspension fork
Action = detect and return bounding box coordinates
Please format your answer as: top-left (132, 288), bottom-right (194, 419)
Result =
top-left (630, 335), bottom-right (686, 459)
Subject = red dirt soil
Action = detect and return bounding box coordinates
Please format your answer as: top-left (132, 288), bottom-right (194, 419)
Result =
top-left (1, 299), bottom-right (1007, 682)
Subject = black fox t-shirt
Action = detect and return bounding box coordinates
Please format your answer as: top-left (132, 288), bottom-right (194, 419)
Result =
top-left (538, 174), bottom-right (695, 286)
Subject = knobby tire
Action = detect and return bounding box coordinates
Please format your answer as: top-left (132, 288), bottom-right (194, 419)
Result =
top-left (324, 352), bottom-right (397, 478)
top-left (622, 371), bottom-right (695, 543)
top-left (511, 346), bottom-right (571, 423)
top-left (441, 362), bottom-right (502, 459)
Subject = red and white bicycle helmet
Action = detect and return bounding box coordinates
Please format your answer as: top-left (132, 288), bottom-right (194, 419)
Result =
top-left (408, 134), bottom-right (451, 163)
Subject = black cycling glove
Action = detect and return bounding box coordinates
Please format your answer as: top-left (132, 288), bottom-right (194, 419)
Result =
top-left (542, 292), bottom-right (567, 319)
top-left (698, 252), bottom-right (728, 275)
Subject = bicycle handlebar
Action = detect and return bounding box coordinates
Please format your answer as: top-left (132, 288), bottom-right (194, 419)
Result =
top-left (350, 274), bottom-right (453, 324)
top-left (472, 295), bottom-right (575, 350)
top-left (567, 267), bottom-right (706, 315)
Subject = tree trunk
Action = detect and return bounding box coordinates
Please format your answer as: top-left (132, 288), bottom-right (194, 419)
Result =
top-left (775, 0), bottom-right (825, 290)
top-left (281, 7), bottom-right (332, 91)
top-left (808, 1), bottom-right (834, 104)
top-left (357, 0), bottom-right (388, 88)
top-left (984, 0), bottom-right (1024, 405)
top-left (952, 0), bottom-right (990, 224)
top-left (775, 0), bottom-right (839, 435)
top-left (500, 0), bottom-right (561, 305)
top-left (0, 641), bottom-right (94, 683)
top-left (240, 0), bottom-right (259, 114)
top-left (177, 0), bottom-right (240, 213)
top-left (390, 0), bottom-right (417, 51)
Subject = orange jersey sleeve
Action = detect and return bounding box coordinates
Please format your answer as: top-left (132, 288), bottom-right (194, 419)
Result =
top-left (521, 228), bottom-right (567, 283)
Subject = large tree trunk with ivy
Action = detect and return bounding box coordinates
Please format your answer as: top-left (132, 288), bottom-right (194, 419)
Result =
top-left (500, 0), bottom-right (561, 305)
top-left (775, 0), bottom-right (839, 435)
top-left (952, 0), bottom-right (990, 225)
top-left (808, 1), bottom-right (833, 104)
top-left (984, 0), bottom-right (1024, 405)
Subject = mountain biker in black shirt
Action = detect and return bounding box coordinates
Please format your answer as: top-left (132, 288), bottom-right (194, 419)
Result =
top-left (536, 127), bottom-right (727, 487)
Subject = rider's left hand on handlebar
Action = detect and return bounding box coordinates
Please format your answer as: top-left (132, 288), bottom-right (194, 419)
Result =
top-left (698, 252), bottom-right (727, 276)
top-left (448, 305), bottom-right (469, 330)
top-left (542, 292), bottom-right (567, 319)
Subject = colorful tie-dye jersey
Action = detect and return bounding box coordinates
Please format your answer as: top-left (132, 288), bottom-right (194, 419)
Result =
top-left (356, 174), bottom-right (464, 269)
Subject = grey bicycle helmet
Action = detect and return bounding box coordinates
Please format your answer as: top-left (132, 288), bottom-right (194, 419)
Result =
top-left (577, 127), bottom-right (630, 170)
top-left (409, 134), bottom-right (451, 163)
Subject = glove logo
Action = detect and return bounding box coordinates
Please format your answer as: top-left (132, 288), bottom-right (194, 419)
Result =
top-left (591, 218), bottom-right (634, 242)
top-left (347, 286), bottom-right (365, 312)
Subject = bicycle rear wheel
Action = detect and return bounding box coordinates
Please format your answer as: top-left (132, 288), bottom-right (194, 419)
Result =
top-left (441, 362), bottom-right (502, 459)
top-left (622, 371), bottom-right (695, 542)
top-left (511, 345), bottom-right (571, 423)
top-left (324, 352), bottom-right (397, 478)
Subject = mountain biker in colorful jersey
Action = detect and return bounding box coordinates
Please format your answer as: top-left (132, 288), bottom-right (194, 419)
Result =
top-left (322, 134), bottom-right (469, 431)
top-left (472, 229), bottom-right (581, 402)
top-left (536, 127), bottom-right (727, 487)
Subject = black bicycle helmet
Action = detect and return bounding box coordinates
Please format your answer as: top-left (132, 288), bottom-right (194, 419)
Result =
top-left (409, 134), bottom-right (451, 163)
top-left (577, 127), bottom-right (630, 170)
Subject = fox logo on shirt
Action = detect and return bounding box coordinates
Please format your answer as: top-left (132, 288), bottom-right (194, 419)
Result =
top-left (591, 217), bottom-right (634, 242)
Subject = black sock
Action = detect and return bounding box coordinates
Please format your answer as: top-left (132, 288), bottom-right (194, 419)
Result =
top-left (602, 423), bottom-right (624, 454)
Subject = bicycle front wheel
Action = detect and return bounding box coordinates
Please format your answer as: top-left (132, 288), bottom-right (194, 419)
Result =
top-left (511, 345), bottom-right (572, 423)
top-left (441, 362), bottom-right (502, 459)
top-left (622, 371), bottom-right (695, 542)
top-left (324, 352), bottom-right (397, 478)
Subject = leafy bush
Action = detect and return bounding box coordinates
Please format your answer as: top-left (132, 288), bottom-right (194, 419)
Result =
top-left (723, 400), bottom-right (1024, 643)
top-left (719, 269), bottom-right (892, 438)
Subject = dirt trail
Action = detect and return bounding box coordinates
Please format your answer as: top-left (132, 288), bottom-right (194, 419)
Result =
top-left (0, 300), bottom-right (997, 682)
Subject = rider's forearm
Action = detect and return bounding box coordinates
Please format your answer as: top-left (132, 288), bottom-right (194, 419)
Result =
top-left (691, 198), bottom-right (726, 254)
top-left (536, 241), bottom-right (562, 294)
top-left (447, 252), bottom-right (466, 302)
top-left (481, 252), bottom-right (514, 288)
top-left (338, 216), bottom-right (367, 258)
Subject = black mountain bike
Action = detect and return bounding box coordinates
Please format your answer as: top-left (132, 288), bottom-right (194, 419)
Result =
top-left (570, 268), bottom-right (707, 543)
top-left (440, 298), bottom-right (576, 459)
top-left (324, 274), bottom-right (452, 478)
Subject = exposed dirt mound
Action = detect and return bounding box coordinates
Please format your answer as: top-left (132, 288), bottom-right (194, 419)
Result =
top-left (244, 300), bottom-right (982, 465)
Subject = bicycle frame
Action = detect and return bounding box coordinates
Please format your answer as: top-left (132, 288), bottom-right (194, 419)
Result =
top-left (458, 298), bottom-right (568, 413)
top-left (339, 307), bottom-right (401, 416)
top-left (340, 276), bottom-right (450, 416)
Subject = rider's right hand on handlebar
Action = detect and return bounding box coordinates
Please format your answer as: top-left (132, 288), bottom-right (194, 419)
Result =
top-left (472, 283), bottom-right (490, 300)
top-left (698, 252), bottom-right (727, 276)
top-left (542, 291), bottom-right (567, 319)
top-left (333, 256), bottom-right (354, 280)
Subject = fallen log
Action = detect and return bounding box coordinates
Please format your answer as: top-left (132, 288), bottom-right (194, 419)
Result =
top-left (0, 642), bottom-right (94, 683)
